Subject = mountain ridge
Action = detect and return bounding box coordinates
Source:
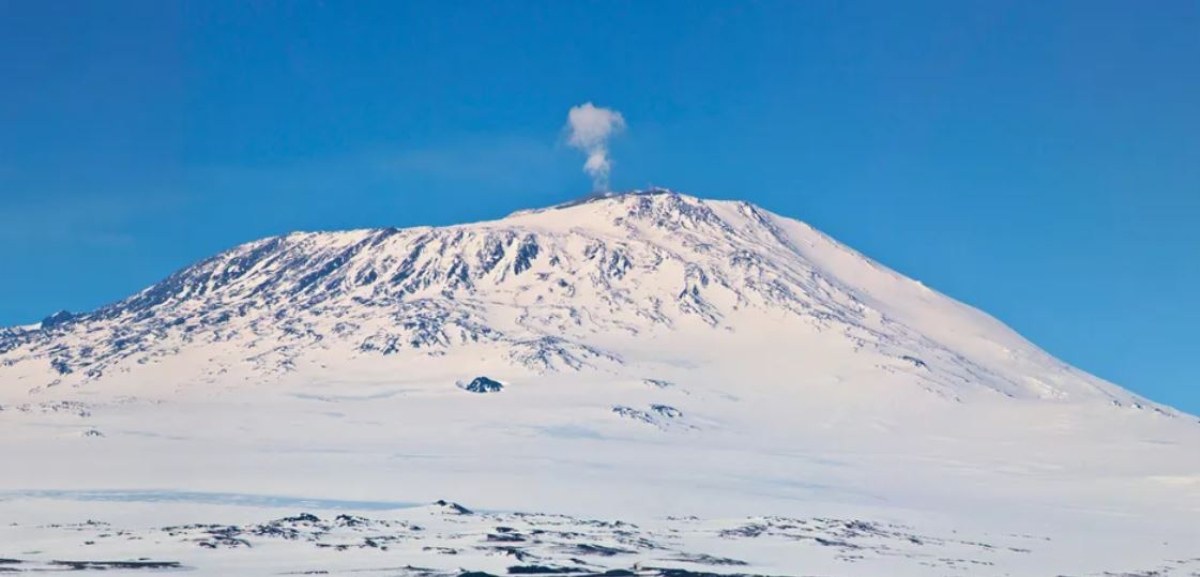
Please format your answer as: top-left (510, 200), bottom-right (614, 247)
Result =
top-left (4, 189), bottom-right (1199, 577)
top-left (0, 189), bottom-right (1179, 415)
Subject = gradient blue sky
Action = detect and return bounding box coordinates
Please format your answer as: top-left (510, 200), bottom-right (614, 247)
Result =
top-left (1, 1), bottom-right (1197, 412)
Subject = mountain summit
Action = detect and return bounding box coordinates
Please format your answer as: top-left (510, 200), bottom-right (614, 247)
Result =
top-left (3, 190), bottom-right (1198, 576)
top-left (0, 190), bottom-right (1163, 411)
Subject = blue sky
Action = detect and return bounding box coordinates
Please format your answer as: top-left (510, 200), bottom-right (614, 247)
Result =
top-left (1, 1), bottom-right (1197, 412)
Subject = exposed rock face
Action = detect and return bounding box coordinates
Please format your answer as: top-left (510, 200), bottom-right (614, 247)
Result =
top-left (462, 377), bottom-right (504, 394)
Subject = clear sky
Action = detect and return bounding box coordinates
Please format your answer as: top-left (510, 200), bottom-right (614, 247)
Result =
top-left (1, 1), bottom-right (1197, 412)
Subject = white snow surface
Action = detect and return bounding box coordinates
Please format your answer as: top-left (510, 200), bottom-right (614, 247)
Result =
top-left (1, 189), bottom-right (1197, 575)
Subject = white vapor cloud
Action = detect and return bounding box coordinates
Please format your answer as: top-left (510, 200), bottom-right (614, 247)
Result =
top-left (565, 102), bottom-right (626, 191)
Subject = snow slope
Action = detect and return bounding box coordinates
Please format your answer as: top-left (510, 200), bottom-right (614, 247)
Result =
top-left (0, 189), bottom-right (1197, 575)
top-left (0, 189), bottom-right (1167, 404)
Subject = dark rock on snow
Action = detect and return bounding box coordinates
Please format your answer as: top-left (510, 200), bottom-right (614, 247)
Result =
top-left (462, 376), bottom-right (504, 393)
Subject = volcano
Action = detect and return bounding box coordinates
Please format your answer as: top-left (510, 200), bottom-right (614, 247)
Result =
top-left (1, 189), bottom-right (1196, 576)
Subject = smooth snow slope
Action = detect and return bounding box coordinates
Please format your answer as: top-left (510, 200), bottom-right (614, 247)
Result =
top-left (0, 189), bottom-right (1197, 575)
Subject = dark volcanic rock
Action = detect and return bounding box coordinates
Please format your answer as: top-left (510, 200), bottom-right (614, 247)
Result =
top-left (434, 499), bottom-right (474, 515)
top-left (507, 566), bottom-right (583, 575)
top-left (462, 376), bottom-right (504, 393)
top-left (40, 310), bottom-right (76, 329)
top-left (49, 560), bottom-right (182, 570)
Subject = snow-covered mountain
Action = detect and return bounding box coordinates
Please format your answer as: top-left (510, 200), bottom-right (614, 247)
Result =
top-left (2, 190), bottom-right (1197, 576)
top-left (0, 189), bottom-right (1164, 409)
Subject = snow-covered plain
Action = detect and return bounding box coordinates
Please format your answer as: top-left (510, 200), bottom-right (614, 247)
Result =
top-left (1, 190), bottom-right (1197, 575)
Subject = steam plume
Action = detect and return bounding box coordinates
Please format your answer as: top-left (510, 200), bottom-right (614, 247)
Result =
top-left (565, 103), bottom-right (626, 191)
